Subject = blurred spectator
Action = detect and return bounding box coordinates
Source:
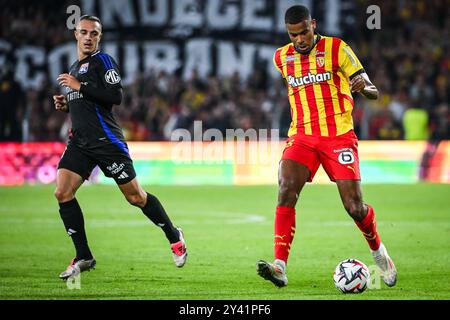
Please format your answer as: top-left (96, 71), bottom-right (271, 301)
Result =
top-left (402, 106), bottom-right (429, 140)
top-left (429, 103), bottom-right (449, 142)
top-left (376, 111), bottom-right (403, 140)
top-left (419, 102), bottom-right (449, 181)
top-left (388, 89), bottom-right (409, 124)
top-left (0, 57), bottom-right (24, 141)
top-left (0, 0), bottom-right (448, 141)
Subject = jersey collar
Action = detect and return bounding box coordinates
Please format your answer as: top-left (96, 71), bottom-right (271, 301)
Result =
top-left (78, 50), bottom-right (101, 64)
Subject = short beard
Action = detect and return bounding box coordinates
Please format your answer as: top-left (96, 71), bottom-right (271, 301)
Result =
top-left (295, 44), bottom-right (313, 55)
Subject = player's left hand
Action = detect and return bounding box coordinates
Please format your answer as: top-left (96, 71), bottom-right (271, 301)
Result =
top-left (57, 73), bottom-right (81, 91)
top-left (350, 75), bottom-right (365, 93)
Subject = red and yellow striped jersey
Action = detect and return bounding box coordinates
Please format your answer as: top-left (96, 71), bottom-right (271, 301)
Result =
top-left (273, 35), bottom-right (364, 137)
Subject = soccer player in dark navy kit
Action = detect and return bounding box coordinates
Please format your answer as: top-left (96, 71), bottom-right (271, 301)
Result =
top-left (53, 15), bottom-right (187, 280)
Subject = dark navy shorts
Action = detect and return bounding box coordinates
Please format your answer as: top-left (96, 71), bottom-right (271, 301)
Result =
top-left (58, 142), bottom-right (136, 185)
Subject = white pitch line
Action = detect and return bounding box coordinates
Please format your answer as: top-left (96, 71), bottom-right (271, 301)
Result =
top-left (0, 214), bottom-right (268, 227)
top-left (1, 217), bottom-right (449, 227)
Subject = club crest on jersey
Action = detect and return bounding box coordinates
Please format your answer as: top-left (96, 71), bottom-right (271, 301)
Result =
top-left (105, 69), bottom-right (121, 84)
top-left (79, 63), bottom-right (89, 74)
top-left (316, 57), bottom-right (325, 68)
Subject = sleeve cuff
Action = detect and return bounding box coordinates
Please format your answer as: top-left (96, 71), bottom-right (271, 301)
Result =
top-left (349, 69), bottom-right (366, 80)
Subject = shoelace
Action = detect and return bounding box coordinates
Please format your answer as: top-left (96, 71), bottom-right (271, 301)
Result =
top-left (273, 264), bottom-right (284, 275)
top-left (66, 258), bottom-right (77, 269)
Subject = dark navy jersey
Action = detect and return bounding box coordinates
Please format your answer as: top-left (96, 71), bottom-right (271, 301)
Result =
top-left (66, 51), bottom-right (127, 153)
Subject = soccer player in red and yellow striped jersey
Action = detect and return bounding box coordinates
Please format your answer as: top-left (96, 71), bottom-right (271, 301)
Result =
top-left (257, 5), bottom-right (397, 288)
top-left (274, 32), bottom-right (366, 137)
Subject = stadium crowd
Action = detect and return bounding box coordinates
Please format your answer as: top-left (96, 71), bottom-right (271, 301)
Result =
top-left (0, 0), bottom-right (448, 142)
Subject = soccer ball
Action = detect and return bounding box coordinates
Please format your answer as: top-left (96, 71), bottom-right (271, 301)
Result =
top-left (333, 258), bottom-right (370, 294)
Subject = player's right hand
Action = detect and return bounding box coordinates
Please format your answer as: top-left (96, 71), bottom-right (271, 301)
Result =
top-left (53, 95), bottom-right (68, 112)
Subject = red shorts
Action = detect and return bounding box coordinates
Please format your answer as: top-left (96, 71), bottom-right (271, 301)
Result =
top-left (281, 130), bottom-right (361, 182)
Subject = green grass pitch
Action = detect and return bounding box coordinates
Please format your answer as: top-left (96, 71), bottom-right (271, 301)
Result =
top-left (0, 183), bottom-right (449, 300)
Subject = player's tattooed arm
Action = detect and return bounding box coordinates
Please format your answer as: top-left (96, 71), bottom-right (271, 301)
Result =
top-left (53, 95), bottom-right (69, 113)
top-left (350, 73), bottom-right (378, 100)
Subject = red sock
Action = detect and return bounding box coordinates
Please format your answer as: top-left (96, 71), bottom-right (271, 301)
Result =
top-left (274, 206), bottom-right (296, 263)
top-left (354, 205), bottom-right (381, 251)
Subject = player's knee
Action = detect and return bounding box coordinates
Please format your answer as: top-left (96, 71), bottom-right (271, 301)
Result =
top-left (344, 199), bottom-right (364, 220)
top-left (54, 188), bottom-right (73, 203)
top-left (278, 178), bottom-right (299, 206)
top-left (126, 193), bottom-right (146, 207)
